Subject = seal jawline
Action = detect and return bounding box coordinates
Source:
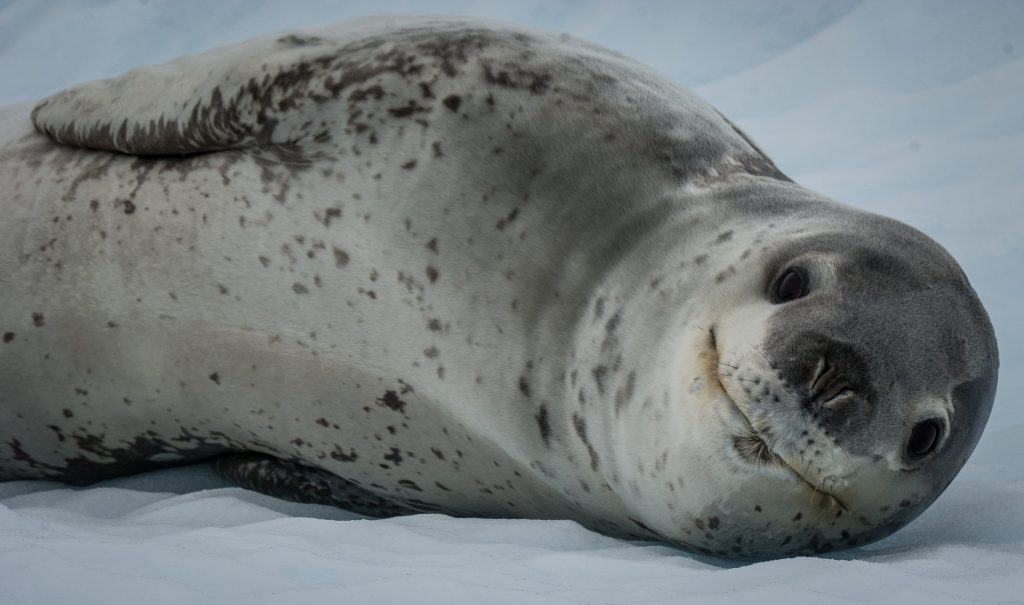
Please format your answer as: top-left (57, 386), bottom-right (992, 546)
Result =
top-left (711, 333), bottom-right (849, 513)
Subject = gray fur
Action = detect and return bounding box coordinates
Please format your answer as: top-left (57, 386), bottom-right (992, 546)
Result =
top-left (0, 16), bottom-right (997, 559)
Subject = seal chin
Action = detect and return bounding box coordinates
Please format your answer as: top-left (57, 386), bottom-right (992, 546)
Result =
top-left (709, 327), bottom-right (849, 512)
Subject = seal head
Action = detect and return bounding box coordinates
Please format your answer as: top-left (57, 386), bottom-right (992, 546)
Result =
top-left (597, 182), bottom-right (998, 558)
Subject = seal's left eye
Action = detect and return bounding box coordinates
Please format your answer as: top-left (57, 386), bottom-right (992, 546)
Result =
top-left (907, 420), bottom-right (941, 459)
top-left (773, 267), bottom-right (808, 303)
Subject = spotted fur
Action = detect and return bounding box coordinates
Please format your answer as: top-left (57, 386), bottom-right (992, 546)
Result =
top-left (0, 16), bottom-right (997, 559)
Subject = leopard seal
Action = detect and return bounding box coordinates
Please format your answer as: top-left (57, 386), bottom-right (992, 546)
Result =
top-left (0, 16), bottom-right (998, 558)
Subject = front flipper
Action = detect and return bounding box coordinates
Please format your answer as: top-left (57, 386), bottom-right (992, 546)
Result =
top-left (30, 27), bottom-right (366, 155)
top-left (215, 453), bottom-right (419, 518)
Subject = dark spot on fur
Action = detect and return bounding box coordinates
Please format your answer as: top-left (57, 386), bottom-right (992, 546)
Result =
top-left (518, 376), bottom-right (530, 397)
top-left (426, 267), bottom-right (439, 283)
top-left (793, 512), bottom-right (803, 522)
top-left (208, 372), bottom-right (221, 385)
top-left (572, 413), bottom-right (600, 471)
top-left (377, 390), bottom-right (407, 413)
top-left (614, 370), bottom-right (637, 412)
top-left (482, 64), bottom-right (551, 94)
top-left (122, 200), bottom-right (136, 214)
top-left (387, 102), bottom-right (427, 118)
top-left (484, 66), bottom-right (513, 87)
top-left (322, 207), bottom-right (342, 226)
top-left (330, 446), bottom-right (358, 462)
top-left (401, 160), bottom-right (417, 170)
top-left (591, 366), bottom-right (608, 395)
top-left (277, 34), bottom-right (323, 47)
top-left (3, 332), bottom-right (14, 343)
top-left (383, 448), bottom-right (403, 465)
top-left (495, 208), bottom-right (519, 230)
top-left (601, 312), bottom-right (621, 352)
top-left (442, 95), bottom-right (462, 112)
top-left (292, 283), bottom-right (309, 295)
top-left (348, 85), bottom-right (385, 103)
top-left (535, 405), bottom-right (551, 446)
top-left (46, 425), bottom-right (65, 442)
top-left (333, 247), bottom-right (350, 267)
top-left (398, 479), bottom-right (422, 491)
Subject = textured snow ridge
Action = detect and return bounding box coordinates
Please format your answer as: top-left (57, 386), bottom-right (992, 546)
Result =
top-left (1, 1), bottom-right (1023, 603)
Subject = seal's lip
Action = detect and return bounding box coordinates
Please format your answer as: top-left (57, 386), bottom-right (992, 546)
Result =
top-left (709, 327), bottom-right (849, 513)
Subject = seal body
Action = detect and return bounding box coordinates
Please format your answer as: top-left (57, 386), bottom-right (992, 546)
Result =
top-left (0, 17), bottom-right (998, 558)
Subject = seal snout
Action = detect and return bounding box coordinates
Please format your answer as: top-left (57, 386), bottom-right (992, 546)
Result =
top-left (773, 333), bottom-right (877, 434)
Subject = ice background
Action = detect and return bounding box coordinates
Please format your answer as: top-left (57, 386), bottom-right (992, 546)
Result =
top-left (0, 0), bottom-right (1022, 602)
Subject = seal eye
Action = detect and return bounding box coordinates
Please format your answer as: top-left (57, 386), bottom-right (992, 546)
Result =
top-left (773, 267), bottom-right (808, 303)
top-left (907, 420), bottom-right (941, 459)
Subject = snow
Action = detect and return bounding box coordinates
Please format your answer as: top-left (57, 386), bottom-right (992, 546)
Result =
top-left (2, 464), bottom-right (1022, 604)
top-left (1, 1), bottom-right (1022, 602)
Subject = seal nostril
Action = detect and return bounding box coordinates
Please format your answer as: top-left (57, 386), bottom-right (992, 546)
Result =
top-left (811, 358), bottom-right (835, 396)
top-left (811, 357), bottom-right (830, 389)
top-left (810, 357), bottom-right (853, 409)
top-left (820, 388), bottom-right (855, 410)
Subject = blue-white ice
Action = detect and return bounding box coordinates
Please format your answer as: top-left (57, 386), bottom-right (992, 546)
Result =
top-left (1, 1), bottom-right (1022, 603)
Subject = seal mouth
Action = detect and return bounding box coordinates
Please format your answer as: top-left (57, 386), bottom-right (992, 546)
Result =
top-left (709, 327), bottom-right (849, 513)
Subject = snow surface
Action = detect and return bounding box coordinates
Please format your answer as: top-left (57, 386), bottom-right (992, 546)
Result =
top-left (2, 464), bottom-right (1023, 604)
top-left (1, 1), bottom-right (1022, 602)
